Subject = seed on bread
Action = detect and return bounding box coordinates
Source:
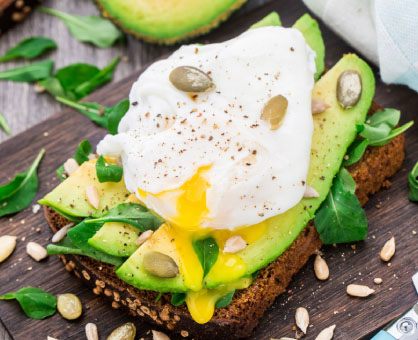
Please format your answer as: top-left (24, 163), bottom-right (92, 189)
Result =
top-left (346, 284), bottom-right (375, 297)
top-left (315, 325), bottom-right (336, 340)
top-left (304, 185), bottom-right (320, 198)
top-left (295, 307), bottom-right (309, 334)
top-left (152, 330), bottom-right (171, 340)
top-left (0, 235), bottom-right (17, 263)
top-left (379, 236), bottom-right (395, 262)
top-left (85, 185), bottom-right (100, 209)
top-left (314, 254), bottom-right (329, 280)
top-left (26, 241), bottom-right (48, 261)
top-left (224, 235), bottom-right (247, 253)
top-left (143, 251), bottom-right (179, 278)
top-left (311, 98), bottom-right (330, 114)
top-left (63, 158), bottom-right (79, 176)
top-left (136, 230), bottom-right (153, 246)
top-left (52, 223), bottom-right (74, 243)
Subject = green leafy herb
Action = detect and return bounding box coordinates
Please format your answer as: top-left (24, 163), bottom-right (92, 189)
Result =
top-left (215, 291), bottom-right (235, 308)
top-left (409, 161), bottom-right (418, 202)
top-left (171, 293), bottom-right (186, 306)
top-left (343, 139), bottom-right (368, 166)
top-left (366, 121), bottom-right (414, 146)
top-left (39, 57), bottom-right (119, 100)
top-left (0, 287), bottom-right (56, 319)
top-left (192, 237), bottom-right (219, 277)
top-left (56, 97), bottom-right (129, 134)
top-left (95, 155), bottom-right (123, 183)
top-left (56, 140), bottom-right (92, 181)
top-left (0, 61), bottom-right (53, 82)
top-left (38, 7), bottom-right (123, 48)
top-left (0, 37), bottom-right (56, 62)
top-left (0, 112), bottom-right (11, 135)
top-left (0, 149), bottom-right (45, 217)
top-left (85, 203), bottom-right (163, 231)
top-left (314, 168), bottom-right (367, 244)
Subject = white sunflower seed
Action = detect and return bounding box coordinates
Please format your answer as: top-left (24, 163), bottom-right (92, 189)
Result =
top-left (314, 254), bottom-right (329, 280)
top-left (311, 98), bottom-right (330, 114)
top-left (136, 230), bottom-right (153, 246)
top-left (52, 223), bottom-right (74, 243)
top-left (380, 236), bottom-right (395, 262)
top-left (63, 158), bottom-right (79, 176)
top-left (32, 204), bottom-right (41, 214)
top-left (315, 325), bottom-right (336, 340)
top-left (0, 235), bottom-right (17, 263)
top-left (346, 284), bottom-right (375, 297)
top-left (295, 307), bottom-right (309, 334)
top-left (85, 185), bottom-right (100, 209)
top-left (85, 323), bottom-right (99, 340)
top-left (152, 330), bottom-right (171, 340)
top-left (223, 235), bottom-right (247, 253)
top-left (304, 185), bottom-right (320, 198)
top-left (26, 241), bottom-right (48, 261)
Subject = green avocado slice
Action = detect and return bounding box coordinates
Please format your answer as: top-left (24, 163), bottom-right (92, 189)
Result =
top-left (250, 12), bottom-right (282, 29)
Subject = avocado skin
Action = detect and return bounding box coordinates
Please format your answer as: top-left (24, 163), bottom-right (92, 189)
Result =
top-left (94, 0), bottom-right (247, 45)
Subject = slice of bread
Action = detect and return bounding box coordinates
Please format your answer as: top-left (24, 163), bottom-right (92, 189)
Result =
top-left (43, 102), bottom-right (405, 339)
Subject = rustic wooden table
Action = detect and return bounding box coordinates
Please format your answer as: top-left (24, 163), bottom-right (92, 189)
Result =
top-left (0, 0), bottom-right (269, 338)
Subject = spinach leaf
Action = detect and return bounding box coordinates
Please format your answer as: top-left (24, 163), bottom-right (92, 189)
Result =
top-left (67, 219), bottom-right (102, 250)
top-left (0, 112), bottom-right (11, 135)
top-left (314, 168), bottom-right (367, 244)
top-left (367, 121), bottom-right (414, 146)
top-left (56, 97), bottom-right (129, 134)
top-left (343, 139), bottom-right (368, 166)
top-left (55, 63), bottom-right (100, 92)
top-left (38, 77), bottom-right (74, 100)
top-left (86, 203), bottom-right (163, 231)
top-left (47, 234), bottom-right (123, 267)
top-left (0, 149), bottom-right (45, 217)
top-left (0, 287), bottom-right (56, 319)
top-left (95, 155), bottom-right (123, 183)
top-left (171, 293), bottom-right (186, 306)
top-left (0, 37), bottom-right (56, 62)
top-left (409, 161), bottom-right (418, 202)
top-left (56, 140), bottom-right (92, 181)
top-left (215, 291), bottom-right (235, 308)
top-left (38, 7), bottom-right (123, 48)
top-left (192, 237), bottom-right (219, 277)
top-left (0, 61), bottom-right (53, 82)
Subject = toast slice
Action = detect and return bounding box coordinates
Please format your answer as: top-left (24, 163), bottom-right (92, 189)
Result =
top-left (43, 102), bottom-right (405, 340)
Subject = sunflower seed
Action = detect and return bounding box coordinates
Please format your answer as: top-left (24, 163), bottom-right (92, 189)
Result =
top-left (346, 284), bottom-right (375, 297)
top-left (52, 223), bottom-right (74, 243)
top-left (304, 185), bottom-right (320, 198)
top-left (47, 337), bottom-right (58, 340)
top-left (107, 323), bottom-right (136, 340)
top-left (380, 236), bottom-right (395, 262)
top-left (315, 325), bottom-right (336, 340)
top-left (314, 254), bottom-right (329, 280)
top-left (169, 66), bottom-right (215, 93)
top-left (337, 70), bottom-right (362, 109)
top-left (85, 323), bottom-right (99, 340)
top-left (143, 251), bottom-right (179, 278)
top-left (0, 236), bottom-right (17, 263)
top-left (57, 293), bottom-right (82, 320)
top-left (63, 158), bottom-right (79, 176)
top-left (136, 230), bottom-right (153, 246)
top-left (223, 235), bottom-right (247, 253)
top-left (85, 185), bottom-right (100, 209)
top-left (311, 98), bottom-right (330, 114)
top-left (295, 307), bottom-right (309, 334)
top-left (261, 94), bottom-right (288, 130)
top-left (374, 278), bottom-right (383, 285)
top-left (26, 241), bottom-right (48, 261)
top-left (152, 330), bottom-right (171, 340)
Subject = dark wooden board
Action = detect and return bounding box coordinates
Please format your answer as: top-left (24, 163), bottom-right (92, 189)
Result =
top-left (0, 1), bottom-right (417, 339)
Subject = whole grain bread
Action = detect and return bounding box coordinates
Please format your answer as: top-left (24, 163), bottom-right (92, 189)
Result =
top-left (43, 102), bottom-right (405, 340)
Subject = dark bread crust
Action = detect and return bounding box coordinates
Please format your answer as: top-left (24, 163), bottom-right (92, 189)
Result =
top-left (43, 102), bottom-right (405, 339)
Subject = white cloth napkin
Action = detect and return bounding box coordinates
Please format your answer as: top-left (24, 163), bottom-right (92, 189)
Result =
top-left (303, 0), bottom-right (418, 93)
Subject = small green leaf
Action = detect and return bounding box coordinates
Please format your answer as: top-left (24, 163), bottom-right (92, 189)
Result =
top-left (56, 140), bottom-right (92, 181)
top-left (0, 149), bottom-right (45, 217)
top-left (95, 155), bottom-right (123, 183)
top-left (38, 77), bottom-right (75, 100)
top-left (0, 287), bottom-right (56, 319)
top-left (0, 113), bottom-right (11, 135)
top-left (107, 99), bottom-right (130, 135)
top-left (55, 63), bottom-right (100, 92)
top-left (338, 168), bottom-right (356, 194)
top-left (215, 290), bottom-right (235, 308)
top-left (366, 108), bottom-right (400, 128)
top-left (0, 37), bottom-right (56, 62)
top-left (368, 121), bottom-right (414, 146)
top-left (192, 237), bottom-right (219, 277)
top-left (171, 293), bottom-right (186, 306)
top-left (38, 7), bottom-right (123, 48)
top-left (343, 139), bottom-right (369, 166)
top-left (0, 61), bottom-right (53, 82)
top-left (85, 203), bottom-right (163, 231)
top-left (408, 161), bottom-right (418, 202)
top-left (314, 168), bottom-right (368, 244)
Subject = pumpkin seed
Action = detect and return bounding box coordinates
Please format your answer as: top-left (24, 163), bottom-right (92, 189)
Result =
top-left (261, 94), bottom-right (288, 130)
top-left (0, 235), bottom-right (17, 263)
top-left (57, 293), bottom-right (82, 320)
top-left (169, 66), bottom-right (214, 93)
top-left (106, 322), bottom-right (136, 340)
top-left (337, 70), bottom-right (362, 109)
top-left (143, 251), bottom-right (179, 278)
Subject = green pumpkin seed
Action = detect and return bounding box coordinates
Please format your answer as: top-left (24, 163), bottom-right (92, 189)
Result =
top-left (143, 251), bottom-right (179, 278)
top-left (261, 94), bottom-right (288, 130)
top-left (106, 322), bottom-right (136, 340)
top-left (169, 66), bottom-right (215, 93)
top-left (337, 70), bottom-right (362, 109)
top-left (57, 293), bottom-right (82, 320)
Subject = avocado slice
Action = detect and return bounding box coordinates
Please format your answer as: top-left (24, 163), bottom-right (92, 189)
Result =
top-left (88, 222), bottom-right (140, 257)
top-left (250, 12), bottom-right (282, 29)
top-left (39, 160), bottom-right (130, 218)
top-left (116, 54), bottom-right (375, 292)
top-left (292, 13), bottom-right (325, 80)
top-left (95, 0), bottom-right (247, 45)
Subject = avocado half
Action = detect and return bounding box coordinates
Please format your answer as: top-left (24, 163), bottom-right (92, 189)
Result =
top-left (94, 0), bottom-right (248, 45)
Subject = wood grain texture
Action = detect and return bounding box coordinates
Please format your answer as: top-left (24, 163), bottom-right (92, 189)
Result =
top-left (0, 0), bottom-right (417, 339)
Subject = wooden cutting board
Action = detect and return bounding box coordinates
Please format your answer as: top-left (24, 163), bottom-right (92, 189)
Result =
top-left (0, 1), bottom-right (417, 339)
